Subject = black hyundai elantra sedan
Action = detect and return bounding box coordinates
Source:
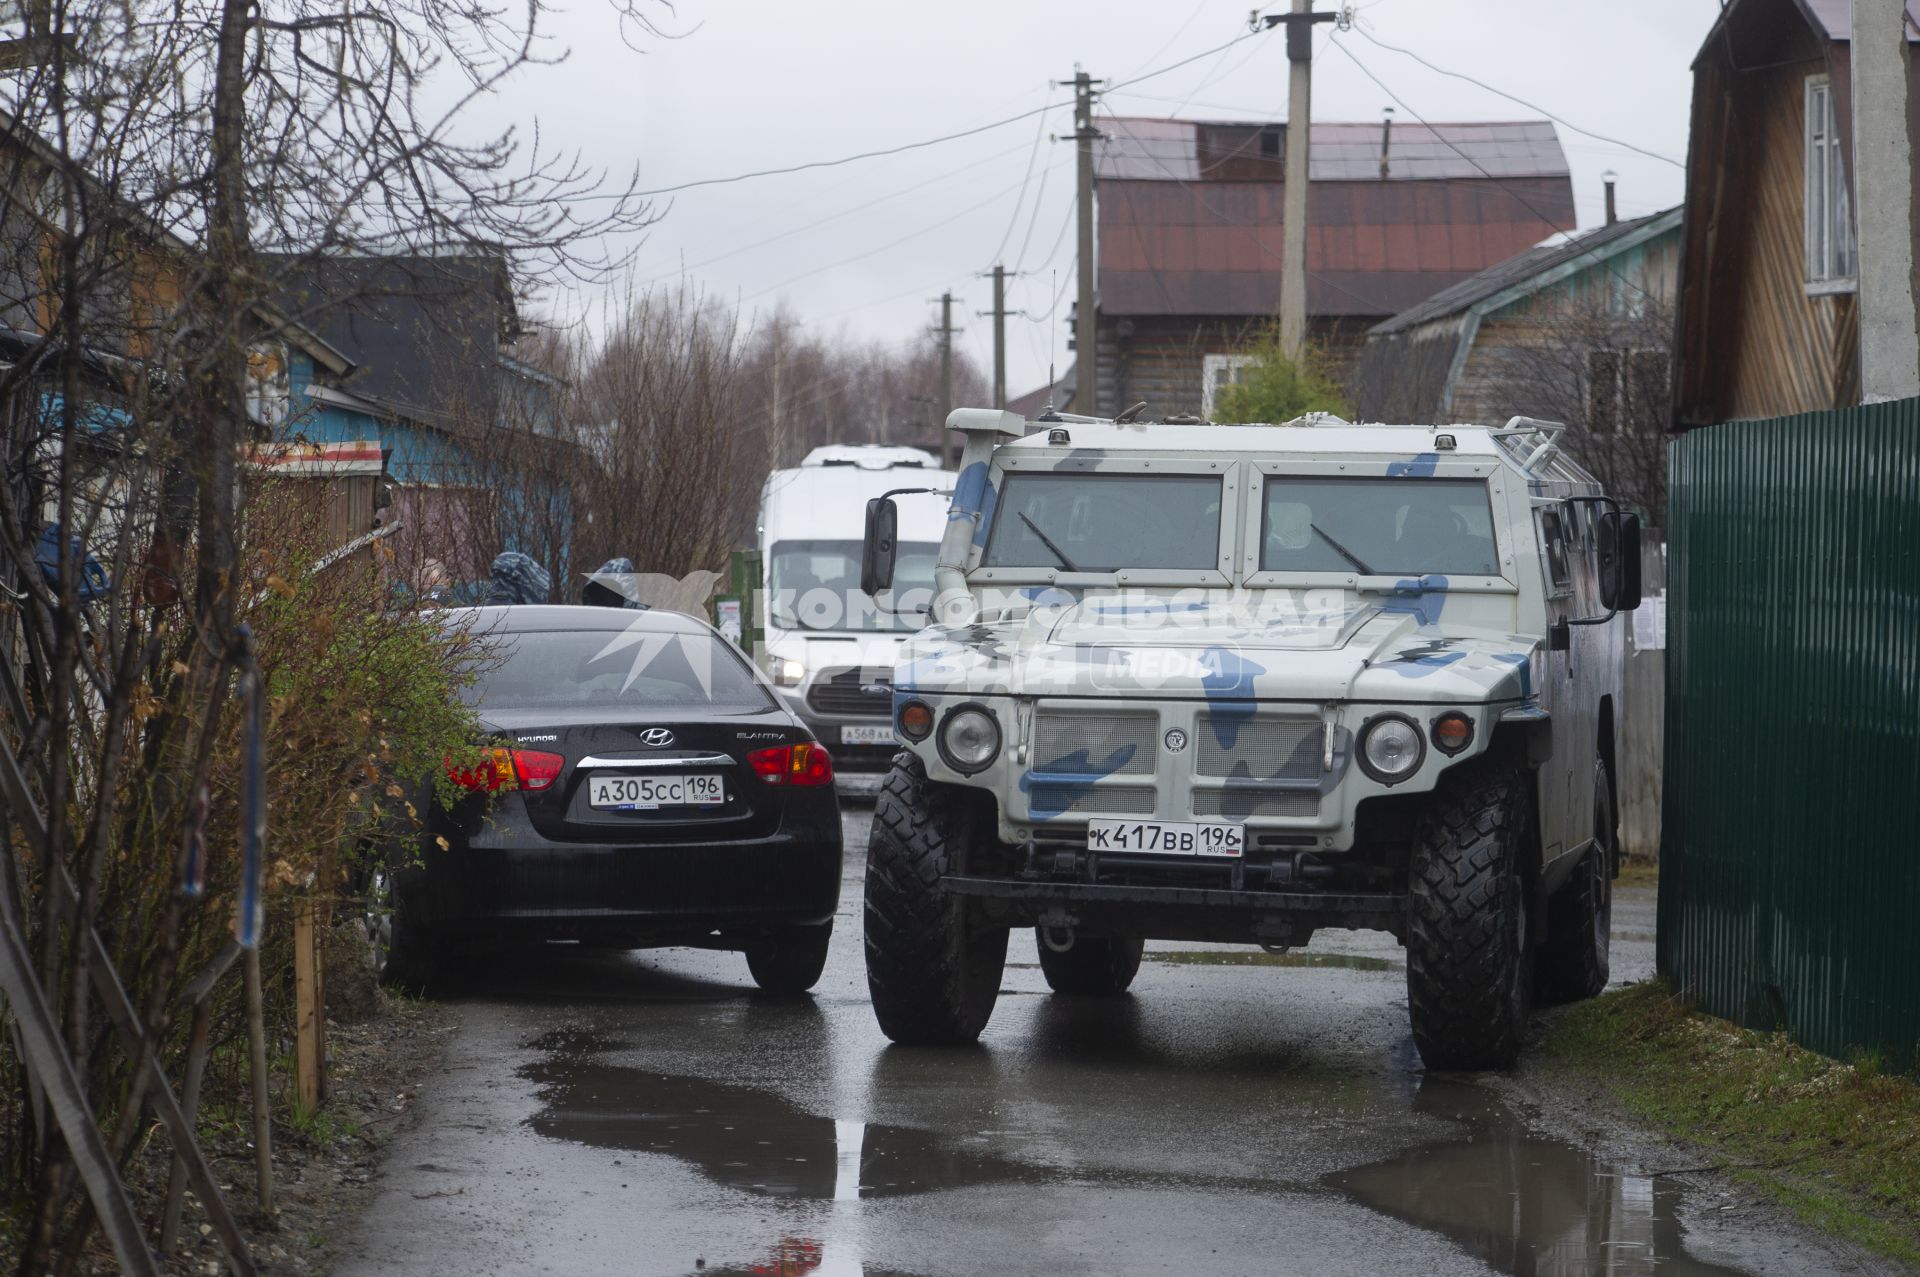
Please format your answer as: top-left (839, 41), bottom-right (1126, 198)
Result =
top-left (378, 605), bottom-right (843, 994)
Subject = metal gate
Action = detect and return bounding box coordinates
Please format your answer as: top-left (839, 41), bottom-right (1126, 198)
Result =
top-left (1661, 397), bottom-right (1920, 1071)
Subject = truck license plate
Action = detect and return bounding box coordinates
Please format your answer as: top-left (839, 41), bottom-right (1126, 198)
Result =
top-left (1086, 818), bottom-right (1244, 858)
top-left (589, 773), bottom-right (725, 810)
top-left (840, 724), bottom-right (897, 746)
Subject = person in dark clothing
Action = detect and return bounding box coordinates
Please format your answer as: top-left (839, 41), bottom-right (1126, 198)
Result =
top-left (581, 557), bottom-right (648, 609)
top-left (484, 552), bottom-right (551, 605)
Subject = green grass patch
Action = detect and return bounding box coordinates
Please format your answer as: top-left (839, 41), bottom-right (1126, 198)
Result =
top-left (1545, 982), bottom-right (1920, 1266)
top-left (1148, 950), bottom-right (1395, 971)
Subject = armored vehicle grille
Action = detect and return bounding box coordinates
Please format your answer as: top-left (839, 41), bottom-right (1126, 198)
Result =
top-left (806, 667), bottom-right (891, 718)
top-left (1027, 784), bottom-right (1157, 817)
top-left (1031, 710), bottom-right (1157, 776)
top-left (1191, 788), bottom-right (1318, 819)
top-left (1194, 717), bottom-right (1322, 780)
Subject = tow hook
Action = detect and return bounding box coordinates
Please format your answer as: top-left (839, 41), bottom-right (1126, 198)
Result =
top-left (1037, 907), bottom-right (1079, 952)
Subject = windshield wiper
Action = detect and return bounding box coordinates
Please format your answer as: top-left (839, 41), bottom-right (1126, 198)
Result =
top-left (1019, 512), bottom-right (1081, 572)
top-left (1310, 523), bottom-right (1376, 576)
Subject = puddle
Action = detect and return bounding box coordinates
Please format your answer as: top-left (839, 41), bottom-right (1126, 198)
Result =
top-left (1148, 950), bottom-right (1397, 971)
top-left (1329, 1080), bottom-right (1749, 1276)
top-left (521, 1056), bottom-right (1052, 1200)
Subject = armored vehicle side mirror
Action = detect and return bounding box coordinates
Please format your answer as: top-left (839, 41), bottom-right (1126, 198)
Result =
top-left (861, 497), bottom-right (899, 597)
top-left (1597, 510), bottom-right (1643, 612)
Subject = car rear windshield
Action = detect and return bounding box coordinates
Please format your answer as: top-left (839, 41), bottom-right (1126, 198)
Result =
top-left (465, 628), bottom-right (775, 712)
top-left (983, 473), bottom-right (1223, 572)
top-left (1259, 477), bottom-right (1500, 577)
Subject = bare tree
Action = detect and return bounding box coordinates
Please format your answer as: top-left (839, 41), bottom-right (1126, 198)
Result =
top-left (0, 0), bottom-right (660, 1263)
top-left (1481, 294), bottom-right (1674, 516)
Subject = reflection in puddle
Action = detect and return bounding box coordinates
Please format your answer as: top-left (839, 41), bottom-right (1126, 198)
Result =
top-left (1330, 1081), bottom-right (1748, 1277)
top-left (521, 1056), bottom-right (1051, 1200)
top-left (1147, 950), bottom-right (1396, 971)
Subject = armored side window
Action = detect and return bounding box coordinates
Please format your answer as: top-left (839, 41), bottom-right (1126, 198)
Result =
top-left (1538, 508), bottom-right (1572, 593)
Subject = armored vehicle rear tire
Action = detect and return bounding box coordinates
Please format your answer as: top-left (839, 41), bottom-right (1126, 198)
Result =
top-left (864, 757), bottom-right (1009, 1044)
top-left (1535, 760), bottom-right (1615, 1004)
top-left (1406, 763), bottom-right (1535, 1071)
top-left (1036, 933), bottom-right (1145, 996)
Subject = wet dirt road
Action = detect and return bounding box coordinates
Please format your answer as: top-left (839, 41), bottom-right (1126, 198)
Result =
top-left (335, 808), bottom-right (1864, 1277)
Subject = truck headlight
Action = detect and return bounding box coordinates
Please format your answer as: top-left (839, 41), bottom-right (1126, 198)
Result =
top-left (937, 704), bottom-right (1000, 774)
top-left (771, 657), bottom-right (806, 687)
top-left (1359, 714), bottom-right (1424, 785)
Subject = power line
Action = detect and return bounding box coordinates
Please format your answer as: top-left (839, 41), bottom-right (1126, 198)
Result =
top-left (1347, 24), bottom-right (1684, 169)
top-left (1325, 35), bottom-right (1657, 304)
top-left (588, 29), bottom-right (1261, 203)
top-left (987, 90), bottom-right (1062, 267)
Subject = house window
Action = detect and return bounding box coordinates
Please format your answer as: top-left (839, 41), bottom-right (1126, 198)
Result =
top-left (1585, 347), bottom-right (1670, 435)
top-left (1201, 354), bottom-right (1257, 418)
top-left (1805, 77), bottom-right (1857, 286)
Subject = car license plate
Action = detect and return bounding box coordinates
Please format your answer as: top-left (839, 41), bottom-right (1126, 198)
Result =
top-left (841, 724), bottom-right (897, 746)
top-left (588, 773), bottom-right (725, 810)
top-left (1086, 817), bottom-right (1244, 858)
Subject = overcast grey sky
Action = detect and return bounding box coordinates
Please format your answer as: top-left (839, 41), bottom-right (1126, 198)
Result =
top-left (500, 0), bottom-right (1720, 399)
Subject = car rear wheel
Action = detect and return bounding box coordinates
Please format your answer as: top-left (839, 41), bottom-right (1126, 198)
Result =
top-left (1535, 760), bottom-right (1615, 1004)
top-left (1406, 762), bottom-right (1535, 1071)
top-left (746, 925), bottom-right (833, 996)
top-left (864, 757), bottom-right (1008, 1045)
top-left (1036, 933), bottom-right (1145, 996)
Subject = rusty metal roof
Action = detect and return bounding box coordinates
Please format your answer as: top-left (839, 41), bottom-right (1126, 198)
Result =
top-left (1096, 117), bottom-right (1570, 183)
top-left (1095, 116), bottom-right (1575, 319)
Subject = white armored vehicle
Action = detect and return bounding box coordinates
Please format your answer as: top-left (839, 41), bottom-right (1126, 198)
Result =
top-left (857, 408), bottom-right (1643, 1070)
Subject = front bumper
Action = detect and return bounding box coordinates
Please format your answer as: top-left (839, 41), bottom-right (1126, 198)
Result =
top-left (949, 874), bottom-right (1406, 946)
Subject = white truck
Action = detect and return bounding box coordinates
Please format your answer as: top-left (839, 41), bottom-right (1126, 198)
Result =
top-left (856, 409), bottom-right (1643, 1070)
top-left (757, 445), bottom-right (952, 795)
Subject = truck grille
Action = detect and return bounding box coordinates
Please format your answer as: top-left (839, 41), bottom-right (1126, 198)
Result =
top-left (1194, 716), bottom-right (1322, 780)
top-left (1027, 784), bottom-right (1157, 817)
top-left (1031, 710), bottom-right (1157, 776)
top-left (805, 667), bottom-right (891, 719)
top-left (1192, 788), bottom-right (1318, 818)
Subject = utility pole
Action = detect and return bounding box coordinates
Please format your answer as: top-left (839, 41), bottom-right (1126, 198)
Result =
top-left (1852, 0), bottom-right (1920, 401)
top-left (1264, 3), bottom-right (1335, 359)
top-left (987, 265), bottom-right (1008, 408)
top-left (1071, 68), bottom-right (1099, 413)
top-left (934, 292), bottom-right (958, 450)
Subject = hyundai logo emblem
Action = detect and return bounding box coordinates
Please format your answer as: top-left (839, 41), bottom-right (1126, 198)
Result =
top-left (639, 727), bottom-right (675, 748)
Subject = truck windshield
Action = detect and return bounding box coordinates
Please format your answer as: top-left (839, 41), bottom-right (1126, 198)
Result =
top-left (768, 539), bottom-right (938, 632)
top-left (1259, 477), bottom-right (1500, 577)
top-left (983, 473), bottom-right (1223, 572)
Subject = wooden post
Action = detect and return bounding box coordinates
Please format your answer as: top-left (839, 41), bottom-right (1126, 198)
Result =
top-left (293, 899), bottom-right (324, 1110)
top-left (243, 946), bottom-right (273, 1214)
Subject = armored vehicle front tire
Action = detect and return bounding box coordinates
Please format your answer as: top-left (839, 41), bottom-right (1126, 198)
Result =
top-left (1036, 932), bottom-right (1145, 996)
top-left (1535, 760), bottom-right (1615, 1004)
top-left (864, 758), bottom-right (1009, 1044)
top-left (1406, 763), bottom-right (1535, 1071)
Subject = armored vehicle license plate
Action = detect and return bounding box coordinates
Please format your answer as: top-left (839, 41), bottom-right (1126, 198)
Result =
top-left (589, 773), bottom-right (725, 810)
top-left (1086, 818), bottom-right (1244, 858)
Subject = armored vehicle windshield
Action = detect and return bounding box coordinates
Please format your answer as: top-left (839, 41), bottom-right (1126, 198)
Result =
top-left (1258, 477), bottom-right (1500, 578)
top-left (981, 472), bottom-right (1223, 572)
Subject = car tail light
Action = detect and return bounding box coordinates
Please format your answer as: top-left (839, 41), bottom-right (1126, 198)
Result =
top-left (747, 742), bottom-right (834, 786)
top-left (446, 747), bottom-right (564, 792)
top-left (511, 749), bottom-right (563, 791)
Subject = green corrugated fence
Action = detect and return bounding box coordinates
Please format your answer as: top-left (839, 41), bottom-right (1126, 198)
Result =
top-left (1661, 397), bottom-right (1920, 1072)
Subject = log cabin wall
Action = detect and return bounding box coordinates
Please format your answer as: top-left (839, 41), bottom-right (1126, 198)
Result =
top-left (1091, 314), bottom-right (1373, 419)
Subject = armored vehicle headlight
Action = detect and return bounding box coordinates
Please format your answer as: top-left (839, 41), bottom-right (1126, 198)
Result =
top-left (938, 704), bottom-right (1001, 773)
top-left (1359, 714), bottom-right (1425, 785)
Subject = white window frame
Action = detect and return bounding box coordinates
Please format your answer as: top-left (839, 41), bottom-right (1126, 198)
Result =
top-left (1200, 353), bottom-right (1257, 419)
top-left (1805, 76), bottom-right (1858, 290)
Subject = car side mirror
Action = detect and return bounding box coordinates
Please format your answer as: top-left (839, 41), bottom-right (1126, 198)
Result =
top-left (860, 497), bottom-right (899, 596)
top-left (1597, 510), bottom-right (1643, 612)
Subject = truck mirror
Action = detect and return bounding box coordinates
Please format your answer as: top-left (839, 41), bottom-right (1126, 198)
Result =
top-left (1597, 510), bottom-right (1643, 612)
top-left (860, 497), bottom-right (899, 596)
